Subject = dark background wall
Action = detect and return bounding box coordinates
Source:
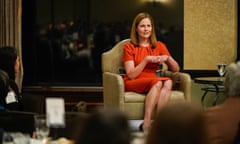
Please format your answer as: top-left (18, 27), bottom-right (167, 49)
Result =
top-left (35, 0), bottom-right (183, 29)
top-left (22, 0), bottom-right (184, 86)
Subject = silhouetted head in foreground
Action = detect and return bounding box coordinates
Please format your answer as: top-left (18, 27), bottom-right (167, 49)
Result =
top-left (146, 102), bottom-right (209, 144)
top-left (77, 107), bottom-right (131, 144)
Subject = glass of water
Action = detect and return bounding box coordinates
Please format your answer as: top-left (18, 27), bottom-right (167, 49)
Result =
top-left (217, 62), bottom-right (227, 77)
top-left (34, 114), bottom-right (50, 140)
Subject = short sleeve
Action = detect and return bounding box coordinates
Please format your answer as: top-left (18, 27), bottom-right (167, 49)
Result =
top-left (122, 42), bottom-right (134, 62)
top-left (156, 41), bottom-right (171, 56)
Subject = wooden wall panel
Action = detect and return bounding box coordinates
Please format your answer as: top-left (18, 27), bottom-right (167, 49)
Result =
top-left (184, 0), bottom-right (238, 70)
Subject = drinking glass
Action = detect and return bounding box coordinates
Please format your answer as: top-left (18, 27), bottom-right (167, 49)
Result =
top-left (34, 115), bottom-right (50, 140)
top-left (217, 62), bottom-right (227, 77)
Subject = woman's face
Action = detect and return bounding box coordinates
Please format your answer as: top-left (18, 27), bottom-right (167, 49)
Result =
top-left (136, 18), bottom-right (152, 40)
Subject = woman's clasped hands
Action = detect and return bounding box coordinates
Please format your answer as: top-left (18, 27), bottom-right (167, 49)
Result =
top-left (146, 55), bottom-right (169, 64)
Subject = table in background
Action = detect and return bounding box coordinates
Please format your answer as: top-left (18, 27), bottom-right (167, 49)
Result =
top-left (194, 77), bottom-right (224, 106)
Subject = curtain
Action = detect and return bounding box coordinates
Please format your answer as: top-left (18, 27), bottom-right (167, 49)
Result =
top-left (0, 0), bottom-right (23, 91)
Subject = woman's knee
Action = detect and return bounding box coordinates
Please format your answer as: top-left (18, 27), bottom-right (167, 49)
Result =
top-left (153, 81), bottom-right (163, 89)
top-left (163, 80), bottom-right (173, 90)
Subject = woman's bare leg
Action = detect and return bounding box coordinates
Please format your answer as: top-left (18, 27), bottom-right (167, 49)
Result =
top-left (157, 80), bottom-right (173, 111)
top-left (143, 81), bottom-right (162, 129)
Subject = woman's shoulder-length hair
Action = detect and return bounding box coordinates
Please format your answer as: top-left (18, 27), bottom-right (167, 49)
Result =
top-left (130, 12), bottom-right (157, 48)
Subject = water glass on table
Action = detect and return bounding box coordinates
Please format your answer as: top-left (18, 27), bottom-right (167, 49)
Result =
top-left (34, 114), bottom-right (50, 140)
top-left (217, 62), bottom-right (227, 80)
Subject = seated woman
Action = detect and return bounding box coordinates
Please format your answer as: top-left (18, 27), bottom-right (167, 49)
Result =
top-left (122, 12), bottom-right (179, 131)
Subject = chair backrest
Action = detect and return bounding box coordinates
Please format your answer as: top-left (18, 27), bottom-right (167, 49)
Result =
top-left (21, 93), bottom-right (45, 114)
top-left (102, 39), bottom-right (130, 74)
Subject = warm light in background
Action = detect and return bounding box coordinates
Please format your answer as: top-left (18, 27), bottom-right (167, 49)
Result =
top-left (158, 0), bottom-right (173, 4)
top-left (139, 0), bottom-right (176, 7)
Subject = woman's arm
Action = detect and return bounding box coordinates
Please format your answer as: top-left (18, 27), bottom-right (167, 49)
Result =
top-left (165, 56), bottom-right (180, 72)
top-left (124, 56), bottom-right (154, 79)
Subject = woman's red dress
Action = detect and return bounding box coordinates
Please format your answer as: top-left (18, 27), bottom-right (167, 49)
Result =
top-left (122, 41), bottom-right (171, 93)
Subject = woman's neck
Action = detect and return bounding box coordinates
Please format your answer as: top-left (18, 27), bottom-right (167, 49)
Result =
top-left (139, 38), bottom-right (150, 47)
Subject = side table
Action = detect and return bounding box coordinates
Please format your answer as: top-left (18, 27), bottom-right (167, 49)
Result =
top-left (194, 77), bottom-right (224, 106)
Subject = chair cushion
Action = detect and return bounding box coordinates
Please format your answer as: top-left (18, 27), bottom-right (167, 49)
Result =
top-left (170, 91), bottom-right (185, 101)
top-left (124, 91), bottom-right (184, 103)
top-left (125, 92), bottom-right (146, 102)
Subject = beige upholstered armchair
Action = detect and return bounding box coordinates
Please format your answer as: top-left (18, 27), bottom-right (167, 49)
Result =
top-left (102, 39), bottom-right (192, 119)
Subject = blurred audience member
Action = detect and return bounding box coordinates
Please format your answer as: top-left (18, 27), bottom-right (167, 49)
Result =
top-left (205, 61), bottom-right (240, 144)
top-left (0, 69), bottom-right (9, 110)
top-left (0, 46), bottom-right (22, 110)
top-left (0, 69), bottom-right (21, 110)
top-left (146, 101), bottom-right (209, 144)
top-left (0, 46), bottom-right (20, 80)
top-left (77, 107), bottom-right (131, 144)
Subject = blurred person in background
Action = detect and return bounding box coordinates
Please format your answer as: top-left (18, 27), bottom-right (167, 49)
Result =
top-left (0, 46), bottom-right (22, 110)
top-left (205, 61), bottom-right (240, 144)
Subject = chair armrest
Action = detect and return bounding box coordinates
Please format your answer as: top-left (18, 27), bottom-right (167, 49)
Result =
top-left (172, 72), bottom-right (192, 102)
top-left (102, 72), bottom-right (125, 108)
top-left (158, 70), bottom-right (192, 102)
top-left (161, 70), bottom-right (174, 77)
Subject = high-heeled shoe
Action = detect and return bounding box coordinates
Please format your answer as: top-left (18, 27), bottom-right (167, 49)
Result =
top-left (139, 123), bottom-right (144, 131)
top-left (139, 123), bottom-right (150, 135)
